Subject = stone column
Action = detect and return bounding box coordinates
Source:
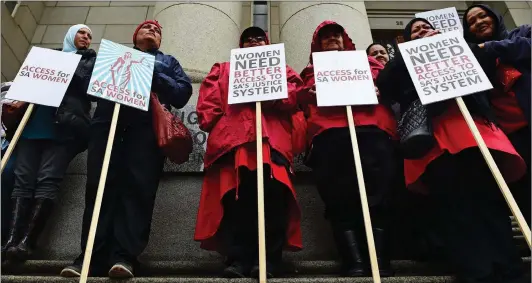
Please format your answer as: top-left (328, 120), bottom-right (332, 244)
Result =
top-left (279, 2), bottom-right (373, 72)
top-left (504, 1), bottom-right (532, 27)
top-left (153, 2), bottom-right (242, 172)
top-left (153, 2), bottom-right (243, 78)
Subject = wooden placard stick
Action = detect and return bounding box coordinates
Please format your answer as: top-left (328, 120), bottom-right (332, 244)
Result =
top-left (0, 103), bottom-right (34, 173)
top-left (255, 101), bottom-right (267, 283)
top-left (79, 103), bottom-right (121, 283)
top-left (455, 97), bottom-right (531, 248)
top-left (346, 105), bottom-right (382, 282)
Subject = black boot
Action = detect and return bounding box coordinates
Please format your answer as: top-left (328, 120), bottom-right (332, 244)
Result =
top-left (332, 228), bottom-right (366, 277)
top-left (250, 235), bottom-right (284, 279)
top-left (11, 198), bottom-right (54, 262)
top-left (2, 198), bottom-right (32, 261)
top-left (373, 228), bottom-right (393, 277)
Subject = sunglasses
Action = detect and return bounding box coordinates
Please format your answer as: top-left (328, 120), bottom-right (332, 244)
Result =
top-left (243, 36), bottom-right (266, 43)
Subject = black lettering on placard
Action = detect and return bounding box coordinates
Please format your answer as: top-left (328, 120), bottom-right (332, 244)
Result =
top-left (232, 47), bottom-right (285, 99)
top-left (408, 36), bottom-right (483, 96)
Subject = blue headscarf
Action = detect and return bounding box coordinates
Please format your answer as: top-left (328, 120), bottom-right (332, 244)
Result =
top-left (62, 24), bottom-right (92, 53)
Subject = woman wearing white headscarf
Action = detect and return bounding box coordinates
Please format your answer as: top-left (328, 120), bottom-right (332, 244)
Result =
top-left (2, 24), bottom-right (97, 263)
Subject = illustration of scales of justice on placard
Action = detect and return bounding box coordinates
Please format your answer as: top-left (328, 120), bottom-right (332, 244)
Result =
top-left (88, 39), bottom-right (155, 111)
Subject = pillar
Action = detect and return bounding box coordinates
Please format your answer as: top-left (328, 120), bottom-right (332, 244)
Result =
top-left (279, 2), bottom-right (373, 72)
top-left (153, 2), bottom-right (242, 172)
top-left (153, 2), bottom-right (243, 77)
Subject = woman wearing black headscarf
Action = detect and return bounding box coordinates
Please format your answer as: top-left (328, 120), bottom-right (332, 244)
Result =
top-left (377, 18), bottom-right (528, 283)
top-left (463, 4), bottom-right (531, 226)
top-left (366, 43), bottom-right (390, 66)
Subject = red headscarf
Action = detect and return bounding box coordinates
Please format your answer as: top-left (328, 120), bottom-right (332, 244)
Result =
top-left (133, 20), bottom-right (162, 46)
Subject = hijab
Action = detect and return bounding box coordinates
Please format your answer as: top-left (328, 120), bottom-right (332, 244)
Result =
top-left (403, 18), bottom-right (435, 42)
top-left (462, 4), bottom-right (508, 44)
top-left (62, 24), bottom-right (92, 53)
top-left (365, 43), bottom-right (388, 55)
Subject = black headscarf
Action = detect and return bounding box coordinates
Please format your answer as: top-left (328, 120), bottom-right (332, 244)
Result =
top-left (365, 43), bottom-right (388, 55)
top-left (403, 18), bottom-right (435, 42)
top-left (463, 4), bottom-right (508, 44)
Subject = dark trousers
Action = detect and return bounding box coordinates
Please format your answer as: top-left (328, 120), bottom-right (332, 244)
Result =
top-left (1, 148), bottom-right (16, 244)
top-left (423, 149), bottom-right (526, 283)
top-left (74, 122), bottom-right (164, 274)
top-left (310, 127), bottom-right (396, 232)
top-left (508, 126), bottom-right (531, 226)
top-left (11, 139), bottom-right (78, 200)
top-left (219, 167), bottom-right (289, 265)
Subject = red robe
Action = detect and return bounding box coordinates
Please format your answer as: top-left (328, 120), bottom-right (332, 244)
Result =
top-left (405, 101), bottom-right (526, 193)
top-left (194, 61), bottom-right (305, 252)
top-left (490, 62), bottom-right (528, 134)
top-left (299, 21), bottom-right (398, 143)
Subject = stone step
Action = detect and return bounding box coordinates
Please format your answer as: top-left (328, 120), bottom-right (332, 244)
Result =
top-left (1, 275), bottom-right (458, 283)
top-left (3, 258), bottom-right (530, 278)
top-left (31, 174), bottom-right (531, 262)
top-left (1, 260), bottom-right (454, 277)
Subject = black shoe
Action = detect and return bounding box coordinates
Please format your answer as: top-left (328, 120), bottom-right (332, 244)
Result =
top-left (373, 228), bottom-right (394, 277)
top-left (332, 228), bottom-right (366, 277)
top-left (11, 198), bottom-right (54, 262)
top-left (109, 262), bottom-right (134, 279)
top-left (3, 198), bottom-right (32, 261)
top-left (250, 262), bottom-right (278, 279)
top-left (60, 263), bottom-right (82, 277)
top-left (222, 261), bottom-right (251, 278)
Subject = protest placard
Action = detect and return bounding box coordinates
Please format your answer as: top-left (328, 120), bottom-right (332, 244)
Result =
top-left (398, 30), bottom-right (492, 105)
top-left (398, 30), bottom-right (531, 248)
top-left (6, 47), bottom-right (81, 107)
top-left (312, 49), bottom-right (382, 282)
top-left (88, 39), bottom-right (154, 111)
top-left (228, 43), bottom-right (288, 105)
top-left (416, 7), bottom-right (463, 33)
top-left (312, 50), bottom-right (378, 107)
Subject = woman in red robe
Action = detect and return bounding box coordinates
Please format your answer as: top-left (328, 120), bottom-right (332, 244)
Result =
top-left (194, 26), bottom-right (305, 279)
top-left (299, 21), bottom-right (398, 277)
top-left (376, 18), bottom-right (527, 283)
top-left (463, 4), bottom-right (531, 225)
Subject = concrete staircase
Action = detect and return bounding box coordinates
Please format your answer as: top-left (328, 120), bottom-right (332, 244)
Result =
top-left (1, 152), bottom-right (530, 282)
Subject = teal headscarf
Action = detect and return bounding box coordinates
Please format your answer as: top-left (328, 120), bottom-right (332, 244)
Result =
top-left (62, 24), bottom-right (92, 53)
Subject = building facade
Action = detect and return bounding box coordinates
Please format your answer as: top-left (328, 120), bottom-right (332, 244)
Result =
top-left (3, 0), bottom-right (531, 172)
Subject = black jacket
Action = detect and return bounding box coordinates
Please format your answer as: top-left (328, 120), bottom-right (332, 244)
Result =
top-left (463, 4), bottom-right (531, 123)
top-left (55, 48), bottom-right (96, 149)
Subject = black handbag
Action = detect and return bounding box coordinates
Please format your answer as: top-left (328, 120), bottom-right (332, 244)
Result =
top-left (397, 99), bottom-right (435, 159)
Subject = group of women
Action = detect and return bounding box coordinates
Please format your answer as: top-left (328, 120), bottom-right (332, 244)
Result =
top-left (0, 4), bottom-right (529, 283)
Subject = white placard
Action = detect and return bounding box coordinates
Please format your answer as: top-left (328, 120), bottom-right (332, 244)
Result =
top-left (312, 50), bottom-right (378, 107)
top-left (416, 7), bottom-right (463, 33)
top-left (228, 43), bottom-right (288, 105)
top-left (6, 47), bottom-right (81, 107)
top-left (88, 39), bottom-right (155, 111)
top-left (398, 30), bottom-right (492, 105)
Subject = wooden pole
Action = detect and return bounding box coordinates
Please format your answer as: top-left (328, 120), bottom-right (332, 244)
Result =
top-left (0, 103), bottom-right (34, 173)
top-left (346, 105), bottom-right (382, 282)
top-left (79, 103), bottom-right (121, 283)
top-left (455, 97), bottom-right (531, 248)
top-left (256, 101), bottom-right (267, 283)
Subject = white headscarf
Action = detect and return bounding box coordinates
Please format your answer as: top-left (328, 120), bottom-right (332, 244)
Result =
top-left (62, 24), bottom-right (92, 53)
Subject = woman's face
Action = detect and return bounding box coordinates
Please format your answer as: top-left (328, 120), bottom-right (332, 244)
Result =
top-left (74, 28), bottom-right (92, 49)
top-left (136, 23), bottom-right (162, 50)
top-left (242, 35), bottom-right (267, 48)
top-left (368, 44), bottom-right (389, 65)
top-left (466, 7), bottom-right (495, 40)
top-left (320, 26), bottom-right (344, 51)
top-left (410, 21), bottom-right (434, 40)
